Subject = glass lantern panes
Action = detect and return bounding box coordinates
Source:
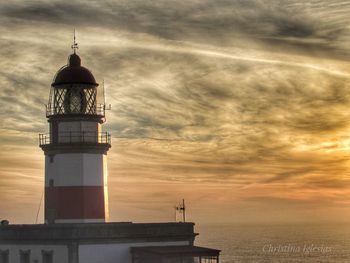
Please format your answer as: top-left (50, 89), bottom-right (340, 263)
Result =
top-left (64, 88), bottom-right (86, 113)
top-left (49, 84), bottom-right (98, 115)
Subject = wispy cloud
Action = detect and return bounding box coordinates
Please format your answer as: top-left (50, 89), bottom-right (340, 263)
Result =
top-left (0, 0), bottom-right (350, 224)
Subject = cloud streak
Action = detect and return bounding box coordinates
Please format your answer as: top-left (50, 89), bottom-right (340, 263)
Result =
top-left (0, 0), bottom-right (350, 224)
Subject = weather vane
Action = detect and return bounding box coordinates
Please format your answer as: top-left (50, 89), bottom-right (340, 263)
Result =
top-left (71, 29), bottom-right (78, 53)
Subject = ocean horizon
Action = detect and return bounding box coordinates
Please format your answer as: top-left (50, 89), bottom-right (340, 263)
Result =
top-left (196, 223), bottom-right (350, 262)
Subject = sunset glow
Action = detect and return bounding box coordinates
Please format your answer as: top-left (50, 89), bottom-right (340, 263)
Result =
top-left (0, 0), bottom-right (350, 225)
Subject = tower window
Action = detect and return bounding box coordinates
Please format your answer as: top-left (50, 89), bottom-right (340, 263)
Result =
top-left (64, 87), bottom-right (87, 114)
top-left (49, 179), bottom-right (54, 187)
top-left (0, 249), bottom-right (9, 263)
top-left (49, 155), bottom-right (54, 163)
top-left (19, 250), bottom-right (30, 263)
top-left (42, 250), bottom-right (53, 263)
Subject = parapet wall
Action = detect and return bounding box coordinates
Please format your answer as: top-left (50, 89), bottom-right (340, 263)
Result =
top-left (0, 222), bottom-right (196, 244)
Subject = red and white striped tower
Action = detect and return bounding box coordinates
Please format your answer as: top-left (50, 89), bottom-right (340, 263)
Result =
top-left (39, 43), bottom-right (111, 224)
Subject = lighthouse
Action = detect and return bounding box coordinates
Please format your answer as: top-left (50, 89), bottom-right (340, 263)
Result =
top-left (39, 42), bottom-right (111, 224)
top-left (0, 38), bottom-right (220, 263)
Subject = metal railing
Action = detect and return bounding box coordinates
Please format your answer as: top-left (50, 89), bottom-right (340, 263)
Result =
top-left (39, 132), bottom-right (111, 146)
top-left (45, 104), bottom-right (106, 117)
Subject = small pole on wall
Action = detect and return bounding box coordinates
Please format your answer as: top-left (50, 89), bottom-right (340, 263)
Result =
top-left (182, 199), bottom-right (186, 222)
top-left (174, 199), bottom-right (186, 222)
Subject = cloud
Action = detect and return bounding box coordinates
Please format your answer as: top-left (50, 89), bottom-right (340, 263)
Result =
top-left (0, 0), bottom-right (350, 223)
top-left (1, 0), bottom-right (350, 57)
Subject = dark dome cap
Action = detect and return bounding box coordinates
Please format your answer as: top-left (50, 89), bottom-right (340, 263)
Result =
top-left (69, 53), bottom-right (81, 66)
top-left (52, 53), bottom-right (98, 86)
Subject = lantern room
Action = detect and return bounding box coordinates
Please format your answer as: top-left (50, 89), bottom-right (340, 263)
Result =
top-left (46, 52), bottom-right (104, 118)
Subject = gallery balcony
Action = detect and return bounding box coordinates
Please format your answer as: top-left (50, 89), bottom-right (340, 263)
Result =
top-left (45, 103), bottom-right (106, 118)
top-left (39, 132), bottom-right (111, 154)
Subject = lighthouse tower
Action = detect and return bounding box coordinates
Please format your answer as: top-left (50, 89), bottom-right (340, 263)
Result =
top-left (0, 38), bottom-right (220, 263)
top-left (39, 42), bottom-right (111, 224)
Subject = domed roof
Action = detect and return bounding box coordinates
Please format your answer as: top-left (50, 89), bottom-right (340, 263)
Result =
top-left (52, 53), bottom-right (98, 86)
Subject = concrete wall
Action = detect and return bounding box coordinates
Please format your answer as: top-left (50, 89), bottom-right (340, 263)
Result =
top-left (0, 241), bottom-right (190, 263)
top-left (57, 121), bottom-right (100, 143)
top-left (45, 153), bottom-right (107, 223)
top-left (0, 223), bottom-right (196, 263)
top-left (0, 245), bottom-right (68, 263)
top-left (79, 241), bottom-right (190, 263)
top-left (57, 121), bottom-right (99, 132)
top-left (45, 154), bottom-right (106, 187)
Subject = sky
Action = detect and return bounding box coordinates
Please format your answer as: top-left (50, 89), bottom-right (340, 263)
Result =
top-left (0, 0), bottom-right (350, 225)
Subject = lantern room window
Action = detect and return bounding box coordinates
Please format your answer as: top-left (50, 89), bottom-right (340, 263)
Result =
top-left (47, 84), bottom-right (101, 116)
top-left (64, 87), bottom-right (87, 114)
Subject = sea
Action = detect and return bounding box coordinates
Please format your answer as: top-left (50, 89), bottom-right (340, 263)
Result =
top-left (195, 224), bottom-right (350, 263)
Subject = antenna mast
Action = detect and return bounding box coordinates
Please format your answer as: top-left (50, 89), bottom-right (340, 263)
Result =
top-left (174, 199), bottom-right (186, 222)
top-left (71, 29), bottom-right (79, 53)
top-left (35, 190), bottom-right (44, 224)
top-left (182, 199), bottom-right (186, 222)
top-left (103, 79), bottom-right (106, 106)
